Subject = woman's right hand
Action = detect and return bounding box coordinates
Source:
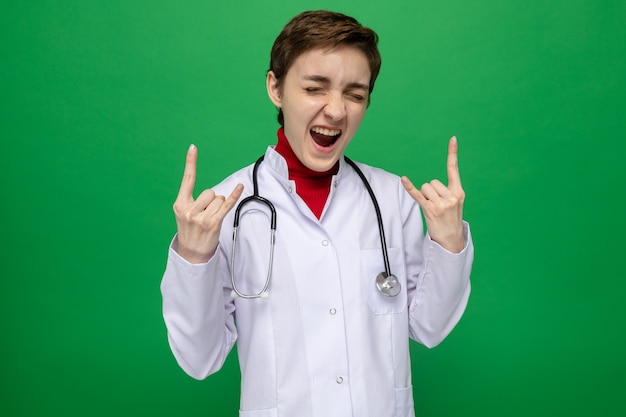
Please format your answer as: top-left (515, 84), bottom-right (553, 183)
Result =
top-left (173, 144), bottom-right (244, 264)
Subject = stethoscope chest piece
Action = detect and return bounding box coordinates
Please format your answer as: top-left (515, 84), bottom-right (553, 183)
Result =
top-left (376, 272), bottom-right (401, 297)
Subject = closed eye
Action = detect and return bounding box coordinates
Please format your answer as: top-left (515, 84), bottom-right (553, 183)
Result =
top-left (347, 93), bottom-right (365, 102)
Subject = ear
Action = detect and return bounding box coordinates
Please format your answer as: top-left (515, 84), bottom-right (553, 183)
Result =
top-left (266, 71), bottom-right (282, 108)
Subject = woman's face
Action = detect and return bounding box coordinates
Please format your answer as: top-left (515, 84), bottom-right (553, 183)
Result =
top-left (267, 46), bottom-right (371, 172)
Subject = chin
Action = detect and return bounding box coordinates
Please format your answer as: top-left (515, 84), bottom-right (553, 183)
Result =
top-left (305, 156), bottom-right (338, 172)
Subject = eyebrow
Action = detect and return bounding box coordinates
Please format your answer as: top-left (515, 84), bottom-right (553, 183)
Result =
top-left (303, 75), bottom-right (369, 91)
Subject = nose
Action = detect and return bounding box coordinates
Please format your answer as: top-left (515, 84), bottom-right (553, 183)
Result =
top-left (323, 93), bottom-right (346, 121)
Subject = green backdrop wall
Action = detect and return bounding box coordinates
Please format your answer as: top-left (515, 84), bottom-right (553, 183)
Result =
top-left (2, 1), bottom-right (625, 416)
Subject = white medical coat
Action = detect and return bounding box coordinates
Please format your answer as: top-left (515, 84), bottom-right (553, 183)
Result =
top-left (161, 146), bottom-right (473, 417)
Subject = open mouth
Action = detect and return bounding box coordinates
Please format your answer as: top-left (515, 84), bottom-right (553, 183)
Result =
top-left (310, 127), bottom-right (341, 148)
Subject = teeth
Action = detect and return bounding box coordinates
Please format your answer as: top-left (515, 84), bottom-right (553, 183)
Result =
top-left (311, 127), bottom-right (341, 136)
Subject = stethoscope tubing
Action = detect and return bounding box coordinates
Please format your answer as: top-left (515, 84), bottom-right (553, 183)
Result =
top-left (231, 156), bottom-right (276, 299)
top-left (230, 155), bottom-right (397, 299)
top-left (344, 157), bottom-right (393, 278)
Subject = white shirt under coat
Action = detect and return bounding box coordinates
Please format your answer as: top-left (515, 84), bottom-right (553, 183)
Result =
top-left (161, 145), bottom-right (474, 417)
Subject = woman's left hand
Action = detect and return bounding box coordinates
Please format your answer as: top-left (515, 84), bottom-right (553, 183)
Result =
top-left (401, 136), bottom-right (466, 253)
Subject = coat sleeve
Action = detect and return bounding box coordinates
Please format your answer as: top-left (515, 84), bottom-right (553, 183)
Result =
top-left (401, 184), bottom-right (474, 348)
top-left (160, 235), bottom-right (237, 379)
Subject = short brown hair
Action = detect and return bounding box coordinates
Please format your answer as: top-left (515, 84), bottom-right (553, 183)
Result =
top-left (269, 10), bottom-right (382, 125)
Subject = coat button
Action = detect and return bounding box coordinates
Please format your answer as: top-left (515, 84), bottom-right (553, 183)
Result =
top-left (336, 377), bottom-right (344, 384)
top-left (322, 240), bottom-right (329, 246)
top-left (329, 308), bottom-right (337, 315)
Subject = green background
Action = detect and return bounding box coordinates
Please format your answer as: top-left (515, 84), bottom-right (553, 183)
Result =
top-left (2, 0), bottom-right (625, 416)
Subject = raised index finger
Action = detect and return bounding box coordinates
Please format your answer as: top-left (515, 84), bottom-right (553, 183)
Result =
top-left (447, 136), bottom-right (463, 191)
top-left (176, 144), bottom-right (198, 202)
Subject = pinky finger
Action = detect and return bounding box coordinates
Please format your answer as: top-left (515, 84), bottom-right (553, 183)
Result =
top-left (214, 183), bottom-right (245, 221)
top-left (401, 176), bottom-right (428, 207)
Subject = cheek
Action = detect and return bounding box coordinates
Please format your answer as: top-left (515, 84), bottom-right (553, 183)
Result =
top-left (348, 106), bottom-right (367, 128)
top-left (283, 95), bottom-right (318, 116)
top-left (287, 100), bottom-right (325, 126)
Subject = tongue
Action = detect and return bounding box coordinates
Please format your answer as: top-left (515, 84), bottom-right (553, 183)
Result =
top-left (311, 130), bottom-right (336, 147)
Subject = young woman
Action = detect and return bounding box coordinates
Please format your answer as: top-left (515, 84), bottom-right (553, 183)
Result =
top-left (161, 10), bottom-right (473, 417)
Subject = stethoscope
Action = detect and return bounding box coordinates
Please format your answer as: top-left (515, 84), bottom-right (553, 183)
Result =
top-left (230, 155), bottom-right (400, 299)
